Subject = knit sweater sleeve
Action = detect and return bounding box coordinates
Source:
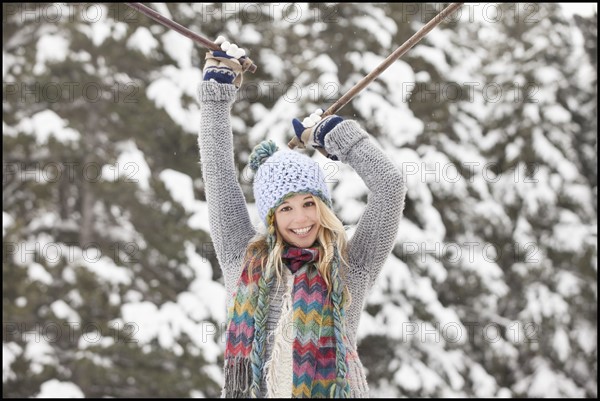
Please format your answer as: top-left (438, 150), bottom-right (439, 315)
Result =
top-left (324, 120), bottom-right (406, 288)
top-left (197, 81), bottom-right (255, 283)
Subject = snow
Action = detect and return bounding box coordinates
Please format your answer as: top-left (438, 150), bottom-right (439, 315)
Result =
top-left (505, 137), bottom-right (525, 163)
top-left (258, 49), bottom-right (286, 78)
top-left (518, 357), bottom-right (586, 397)
top-left (239, 25), bottom-right (262, 44)
top-left (103, 205), bottom-right (146, 246)
top-left (162, 30), bottom-right (193, 69)
top-left (247, 85), bottom-right (303, 144)
top-left (101, 140), bottom-right (151, 191)
top-left (411, 45), bottom-right (450, 76)
top-left (159, 169), bottom-right (196, 211)
top-left (82, 254), bottom-right (133, 286)
top-left (520, 284), bottom-right (570, 325)
top-left (435, 350), bottom-right (465, 391)
top-left (183, 241), bottom-right (228, 325)
top-left (34, 34), bottom-right (69, 75)
top-left (378, 254), bottom-right (413, 294)
top-left (332, 163), bottom-right (368, 222)
top-left (345, 51), bottom-right (424, 147)
top-left (380, 303), bottom-right (411, 340)
top-left (184, 241), bottom-right (213, 281)
top-left (421, 146), bottom-right (469, 198)
top-left (412, 358), bottom-right (445, 393)
top-left (394, 362), bottom-right (421, 391)
top-left (159, 169), bottom-right (210, 231)
top-left (67, 289), bottom-right (84, 308)
top-left (118, 244), bottom-right (226, 360)
top-left (120, 301), bottom-right (160, 344)
top-left (563, 183), bottom-right (595, 217)
top-left (469, 363), bottom-right (498, 397)
top-left (543, 104), bottom-right (571, 124)
top-left (552, 328), bottom-right (570, 362)
top-left (50, 300), bottom-right (81, 325)
top-left (356, 312), bottom-right (378, 339)
top-left (532, 128), bottom-right (578, 181)
top-left (16, 110), bottom-right (80, 144)
top-left (309, 54), bottom-right (338, 74)
top-left (112, 22), bottom-right (128, 41)
top-left (353, 10), bottom-right (396, 48)
top-left (146, 66), bottom-right (202, 133)
top-left (473, 200), bottom-right (512, 234)
top-left (534, 66), bottom-right (563, 85)
top-left (77, 5), bottom-right (111, 47)
top-left (3, 342), bottom-right (22, 383)
top-left (551, 222), bottom-right (594, 252)
top-left (202, 364), bottom-right (224, 388)
top-left (24, 338), bottom-right (57, 375)
top-left (120, 298), bottom-right (223, 363)
top-left (27, 262), bottom-right (53, 285)
top-left (457, 242), bottom-right (510, 297)
top-left (36, 379), bottom-right (84, 398)
top-left (559, 3), bottom-right (598, 17)
top-left (27, 214), bottom-right (60, 236)
top-left (575, 321), bottom-right (597, 355)
top-left (151, 3), bottom-right (173, 19)
top-left (126, 27), bottom-right (159, 57)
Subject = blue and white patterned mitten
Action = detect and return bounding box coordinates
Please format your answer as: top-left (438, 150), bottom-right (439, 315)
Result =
top-left (292, 109), bottom-right (344, 160)
top-left (203, 36), bottom-right (247, 87)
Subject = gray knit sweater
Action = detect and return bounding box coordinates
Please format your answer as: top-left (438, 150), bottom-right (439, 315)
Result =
top-left (198, 81), bottom-right (406, 397)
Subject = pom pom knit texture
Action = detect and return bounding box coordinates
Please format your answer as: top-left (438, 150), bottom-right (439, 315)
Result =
top-left (197, 81), bottom-right (406, 398)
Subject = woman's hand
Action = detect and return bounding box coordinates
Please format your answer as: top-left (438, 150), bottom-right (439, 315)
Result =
top-left (292, 109), bottom-right (344, 160)
top-left (203, 36), bottom-right (247, 88)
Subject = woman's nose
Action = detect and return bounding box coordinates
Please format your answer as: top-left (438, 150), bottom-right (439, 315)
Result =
top-left (292, 210), bottom-right (310, 223)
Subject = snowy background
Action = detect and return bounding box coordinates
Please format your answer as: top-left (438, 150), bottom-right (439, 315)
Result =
top-left (3, 3), bottom-right (597, 398)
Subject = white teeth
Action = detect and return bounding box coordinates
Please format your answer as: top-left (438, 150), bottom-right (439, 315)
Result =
top-left (292, 226), bottom-right (312, 235)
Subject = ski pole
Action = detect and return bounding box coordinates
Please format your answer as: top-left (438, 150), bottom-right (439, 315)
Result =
top-left (125, 3), bottom-right (257, 73)
top-left (289, 3), bottom-right (464, 152)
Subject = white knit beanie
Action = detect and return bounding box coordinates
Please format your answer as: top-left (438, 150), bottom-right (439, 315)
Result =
top-left (248, 140), bottom-right (332, 225)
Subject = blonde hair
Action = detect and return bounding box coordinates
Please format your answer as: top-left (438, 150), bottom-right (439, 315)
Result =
top-left (244, 195), bottom-right (350, 303)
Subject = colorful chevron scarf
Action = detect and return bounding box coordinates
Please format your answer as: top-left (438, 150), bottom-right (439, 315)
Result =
top-left (223, 245), bottom-right (350, 398)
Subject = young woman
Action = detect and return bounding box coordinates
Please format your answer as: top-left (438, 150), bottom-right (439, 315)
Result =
top-left (198, 38), bottom-right (406, 398)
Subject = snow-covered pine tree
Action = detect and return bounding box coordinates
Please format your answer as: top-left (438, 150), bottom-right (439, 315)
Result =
top-left (3, 3), bottom-right (596, 398)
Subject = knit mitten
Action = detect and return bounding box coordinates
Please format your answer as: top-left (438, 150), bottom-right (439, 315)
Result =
top-left (292, 109), bottom-right (344, 160)
top-left (203, 36), bottom-right (246, 87)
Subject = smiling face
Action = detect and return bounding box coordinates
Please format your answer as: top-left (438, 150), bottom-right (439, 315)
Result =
top-left (274, 193), bottom-right (321, 248)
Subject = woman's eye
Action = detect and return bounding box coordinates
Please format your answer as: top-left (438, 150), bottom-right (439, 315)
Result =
top-left (304, 202), bottom-right (315, 207)
top-left (280, 206), bottom-right (290, 212)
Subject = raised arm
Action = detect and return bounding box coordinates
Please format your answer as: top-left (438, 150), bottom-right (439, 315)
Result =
top-left (198, 80), bottom-right (255, 280)
top-left (325, 120), bottom-right (406, 286)
top-left (292, 113), bottom-right (406, 285)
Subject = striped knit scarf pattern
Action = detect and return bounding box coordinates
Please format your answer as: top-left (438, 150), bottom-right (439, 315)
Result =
top-left (223, 245), bottom-right (350, 398)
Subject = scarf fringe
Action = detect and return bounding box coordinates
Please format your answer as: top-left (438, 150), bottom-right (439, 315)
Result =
top-left (223, 357), bottom-right (252, 398)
